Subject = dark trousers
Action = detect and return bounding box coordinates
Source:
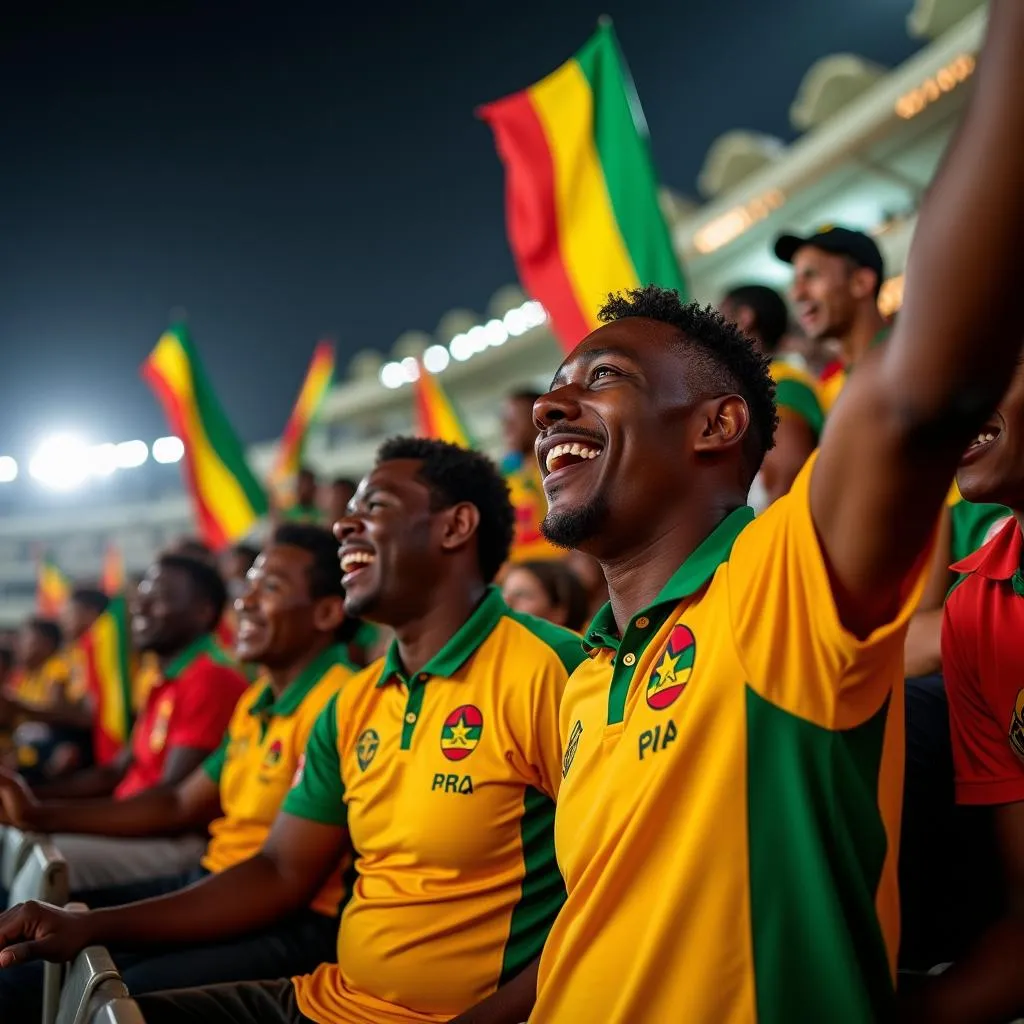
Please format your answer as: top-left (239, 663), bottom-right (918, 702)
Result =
top-left (0, 867), bottom-right (336, 1020)
top-left (137, 979), bottom-right (315, 1023)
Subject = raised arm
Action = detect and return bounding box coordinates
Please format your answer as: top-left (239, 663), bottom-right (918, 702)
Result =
top-left (811, 0), bottom-right (1024, 638)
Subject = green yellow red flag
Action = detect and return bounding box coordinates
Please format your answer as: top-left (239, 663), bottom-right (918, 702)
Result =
top-left (101, 543), bottom-right (125, 596)
top-left (79, 594), bottom-right (133, 765)
top-left (37, 555), bottom-right (70, 617)
top-left (270, 341), bottom-right (335, 498)
top-left (479, 21), bottom-right (686, 351)
top-left (142, 325), bottom-right (268, 550)
top-left (414, 367), bottom-right (474, 448)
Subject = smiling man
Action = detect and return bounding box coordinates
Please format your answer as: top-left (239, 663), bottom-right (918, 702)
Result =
top-left (0, 438), bottom-right (581, 1024)
top-left (0, 524), bottom-right (357, 1019)
top-left (528, 7), bottom-right (1024, 1020)
top-left (0, 554), bottom-right (249, 897)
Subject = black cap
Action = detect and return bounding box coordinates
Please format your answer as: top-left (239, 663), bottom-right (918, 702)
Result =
top-left (774, 225), bottom-right (884, 281)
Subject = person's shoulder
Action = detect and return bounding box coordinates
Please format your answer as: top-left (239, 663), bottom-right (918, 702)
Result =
top-left (182, 652), bottom-right (249, 694)
top-left (498, 609), bottom-right (586, 674)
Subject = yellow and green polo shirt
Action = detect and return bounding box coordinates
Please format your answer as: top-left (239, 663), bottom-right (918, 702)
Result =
top-left (770, 358), bottom-right (824, 439)
top-left (532, 454), bottom-right (928, 1024)
top-left (201, 644), bottom-right (358, 917)
top-left (282, 587), bottom-right (583, 1024)
top-left (14, 653), bottom-right (72, 708)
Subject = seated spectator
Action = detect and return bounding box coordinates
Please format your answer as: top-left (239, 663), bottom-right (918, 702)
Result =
top-left (0, 524), bottom-right (359, 1019)
top-left (0, 438), bottom-right (581, 1024)
top-left (502, 559), bottom-right (588, 631)
top-left (319, 476), bottom-right (356, 527)
top-left (0, 553), bottom-right (249, 896)
top-left (280, 466), bottom-right (322, 524)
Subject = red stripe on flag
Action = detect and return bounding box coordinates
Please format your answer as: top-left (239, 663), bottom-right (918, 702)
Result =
top-left (478, 92), bottom-right (592, 351)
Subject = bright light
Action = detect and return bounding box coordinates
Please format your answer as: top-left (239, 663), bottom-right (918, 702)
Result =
top-left (467, 325), bottom-right (489, 354)
top-left (115, 440), bottom-right (149, 469)
top-left (29, 435), bottom-right (90, 491)
top-left (423, 345), bottom-right (450, 374)
top-left (483, 319), bottom-right (508, 347)
top-left (379, 362), bottom-right (406, 389)
top-left (449, 333), bottom-right (474, 362)
top-left (88, 443), bottom-right (118, 477)
top-left (504, 307), bottom-right (528, 337)
top-left (0, 456), bottom-right (17, 484)
top-left (521, 300), bottom-right (548, 328)
top-left (152, 436), bottom-right (185, 464)
top-left (400, 356), bottom-right (420, 383)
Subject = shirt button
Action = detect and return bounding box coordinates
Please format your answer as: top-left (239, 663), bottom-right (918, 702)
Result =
top-left (635, 616), bottom-right (649, 629)
top-left (622, 652), bottom-right (636, 666)
top-left (405, 712), bottom-right (417, 724)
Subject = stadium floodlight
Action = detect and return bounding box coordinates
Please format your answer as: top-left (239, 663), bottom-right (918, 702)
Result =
top-left (152, 435), bottom-right (185, 464)
top-left (422, 344), bottom-right (450, 374)
top-left (449, 333), bottom-right (474, 362)
top-left (521, 300), bottom-right (548, 328)
top-left (483, 319), bottom-right (508, 347)
top-left (379, 362), bottom-right (406, 389)
top-left (29, 435), bottom-right (90, 490)
top-left (0, 456), bottom-right (17, 484)
top-left (115, 439), bottom-right (149, 469)
top-left (88, 442), bottom-right (118, 477)
top-left (400, 356), bottom-right (421, 383)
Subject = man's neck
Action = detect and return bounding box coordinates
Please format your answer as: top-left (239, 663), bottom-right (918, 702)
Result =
top-left (839, 309), bottom-right (888, 368)
top-left (156, 632), bottom-right (203, 674)
top-left (393, 578), bottom-right (487, 678)
top-left (600, 501), bottom-right (739, 635)
top-left (266, 637), bottom-right (334, 697)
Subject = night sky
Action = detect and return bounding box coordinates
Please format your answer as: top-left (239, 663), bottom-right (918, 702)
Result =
top-left (1, 0), bottom-right (920, 457)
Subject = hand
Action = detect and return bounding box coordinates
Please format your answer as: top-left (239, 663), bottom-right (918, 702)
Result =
top-left (0, 901), bottom-right (92, 967)
top-left (0, 767), bottom-right (40, 829)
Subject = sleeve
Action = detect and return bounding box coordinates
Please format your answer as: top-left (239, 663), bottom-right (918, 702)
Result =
top-left (942, 588), bottom-right (1024, 805)
top-left (281, 694), bottom-right (347, 826)
top-left (165, 664), bottom-right (247, 753)
top-left (727, 452), bottom-right (931, 728)
top-left (775, 376), bottom-right (824, 437)
top-left (202, 731), bottom-right (229, 784)
top-left (512, 655), bottom-right (570, 801)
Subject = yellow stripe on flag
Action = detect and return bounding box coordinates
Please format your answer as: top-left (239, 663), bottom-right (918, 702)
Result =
top-left (150, 334), bottom-right (259, 542)
top-left (93, 612), bottom-right (129, 746)
top-left (529, 59), bottom-right (640, 327)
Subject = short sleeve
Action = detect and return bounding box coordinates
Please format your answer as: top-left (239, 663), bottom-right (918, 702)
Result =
top-left (202, 732), bottom-right (229, 784)
top-left (775, 377), bottom-right (824, 437)
top-left (942, 586), bottom-right (1024, 805)
top-left (166, 663), bottom-right (248, 753)
top-left (281, 694), bottom-right (347, 827)
top-left (727, 452), bottom-right (930, 728)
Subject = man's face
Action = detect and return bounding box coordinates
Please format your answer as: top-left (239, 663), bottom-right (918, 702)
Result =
top-left (219, 550), bottom-right (254, 604)
top-left (296, 471), bottom-right (318, 507)
top-left (335, 460), bottom-right (443, 624)
top-left (501, 396), bottom-right (540, 457)
top-left (957, 356), bottom-right (1024, 509)
top-left (321, 481), bottom-right (356, 528)
top-left (789, 246), bottom-right (862, 342)
top-left (62, 600), bottom-right (100, 645)
top-left (535, 317), bottom-right (749, 558)
top-left (17, 625), bottom-right (53, 669)
top-left (130, 563), bottom-right (203, 655)
top-left (234, 544), bottom-right (341, 668)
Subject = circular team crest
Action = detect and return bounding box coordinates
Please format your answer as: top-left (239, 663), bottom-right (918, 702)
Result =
top-left (262, 739), bottom-right (283, 770)
top-left (440, 705), bottom-right (483, 761)
top-left (356, 729), bottom-right (380, 772)
top-left (646, 624), bottom-right (696, 710)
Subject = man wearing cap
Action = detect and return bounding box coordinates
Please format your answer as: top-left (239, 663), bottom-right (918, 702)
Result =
top-left (774, 225), bottom-right (889, 413)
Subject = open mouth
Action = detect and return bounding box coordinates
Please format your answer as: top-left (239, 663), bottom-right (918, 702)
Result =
top-left (965, 424), bottom-right (1001, 453)
top-left (544, 442), bottom-right (604, 475)
top-left (235, 617), bottom-right (261, 642)
top-left (340, 549), bottom-right (376, 584)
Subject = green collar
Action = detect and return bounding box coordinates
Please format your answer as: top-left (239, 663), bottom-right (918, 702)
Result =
top-left (249, 643), bottom-right (354, 719)
top-left (584, 506), bottom-right (755, 651)
top-left (377, 586), bottom-right (507, 688)
top-left (162, 633), bottom-right (222, 680)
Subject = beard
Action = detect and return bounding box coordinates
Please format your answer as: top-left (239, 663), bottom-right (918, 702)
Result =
top-left (541, 492), bottom-right (609, 550)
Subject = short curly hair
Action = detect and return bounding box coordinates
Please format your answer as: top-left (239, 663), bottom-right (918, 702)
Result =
top-left (598, 286), bottom-right (778, 480)
top-left (376, 437), bottom-right (515, 583)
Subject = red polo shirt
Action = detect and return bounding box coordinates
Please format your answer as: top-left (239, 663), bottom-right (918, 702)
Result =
top-left (943, 517), bottom-right (1024, 805)
top-left (115, 634), bottom-right (249, 800)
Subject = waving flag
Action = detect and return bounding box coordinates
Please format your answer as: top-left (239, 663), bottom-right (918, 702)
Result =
top-left (142, 325), bottom-right (268, 550)
top-left (101, 544), bottom-right (125, 596)
top-left (79, 595), bottom-right (134, 764)
top-left (414, 369), bottom-right (473, 448)
top-left (479, 20), bottom-right (686, 351)
top-left (270, 341), bottom-right (335, 497)
top-left (37, 556), bottom-right (70, 617)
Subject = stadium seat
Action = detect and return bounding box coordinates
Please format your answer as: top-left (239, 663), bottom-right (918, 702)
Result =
top-left (0, 825), bottom-right (39, 889)
top-left (53, 944), bottom-right (129, 1024)
top-left (89, 999), bottom-right (146, 1024)
top-left (7, 837), bottom-right (68, 908)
